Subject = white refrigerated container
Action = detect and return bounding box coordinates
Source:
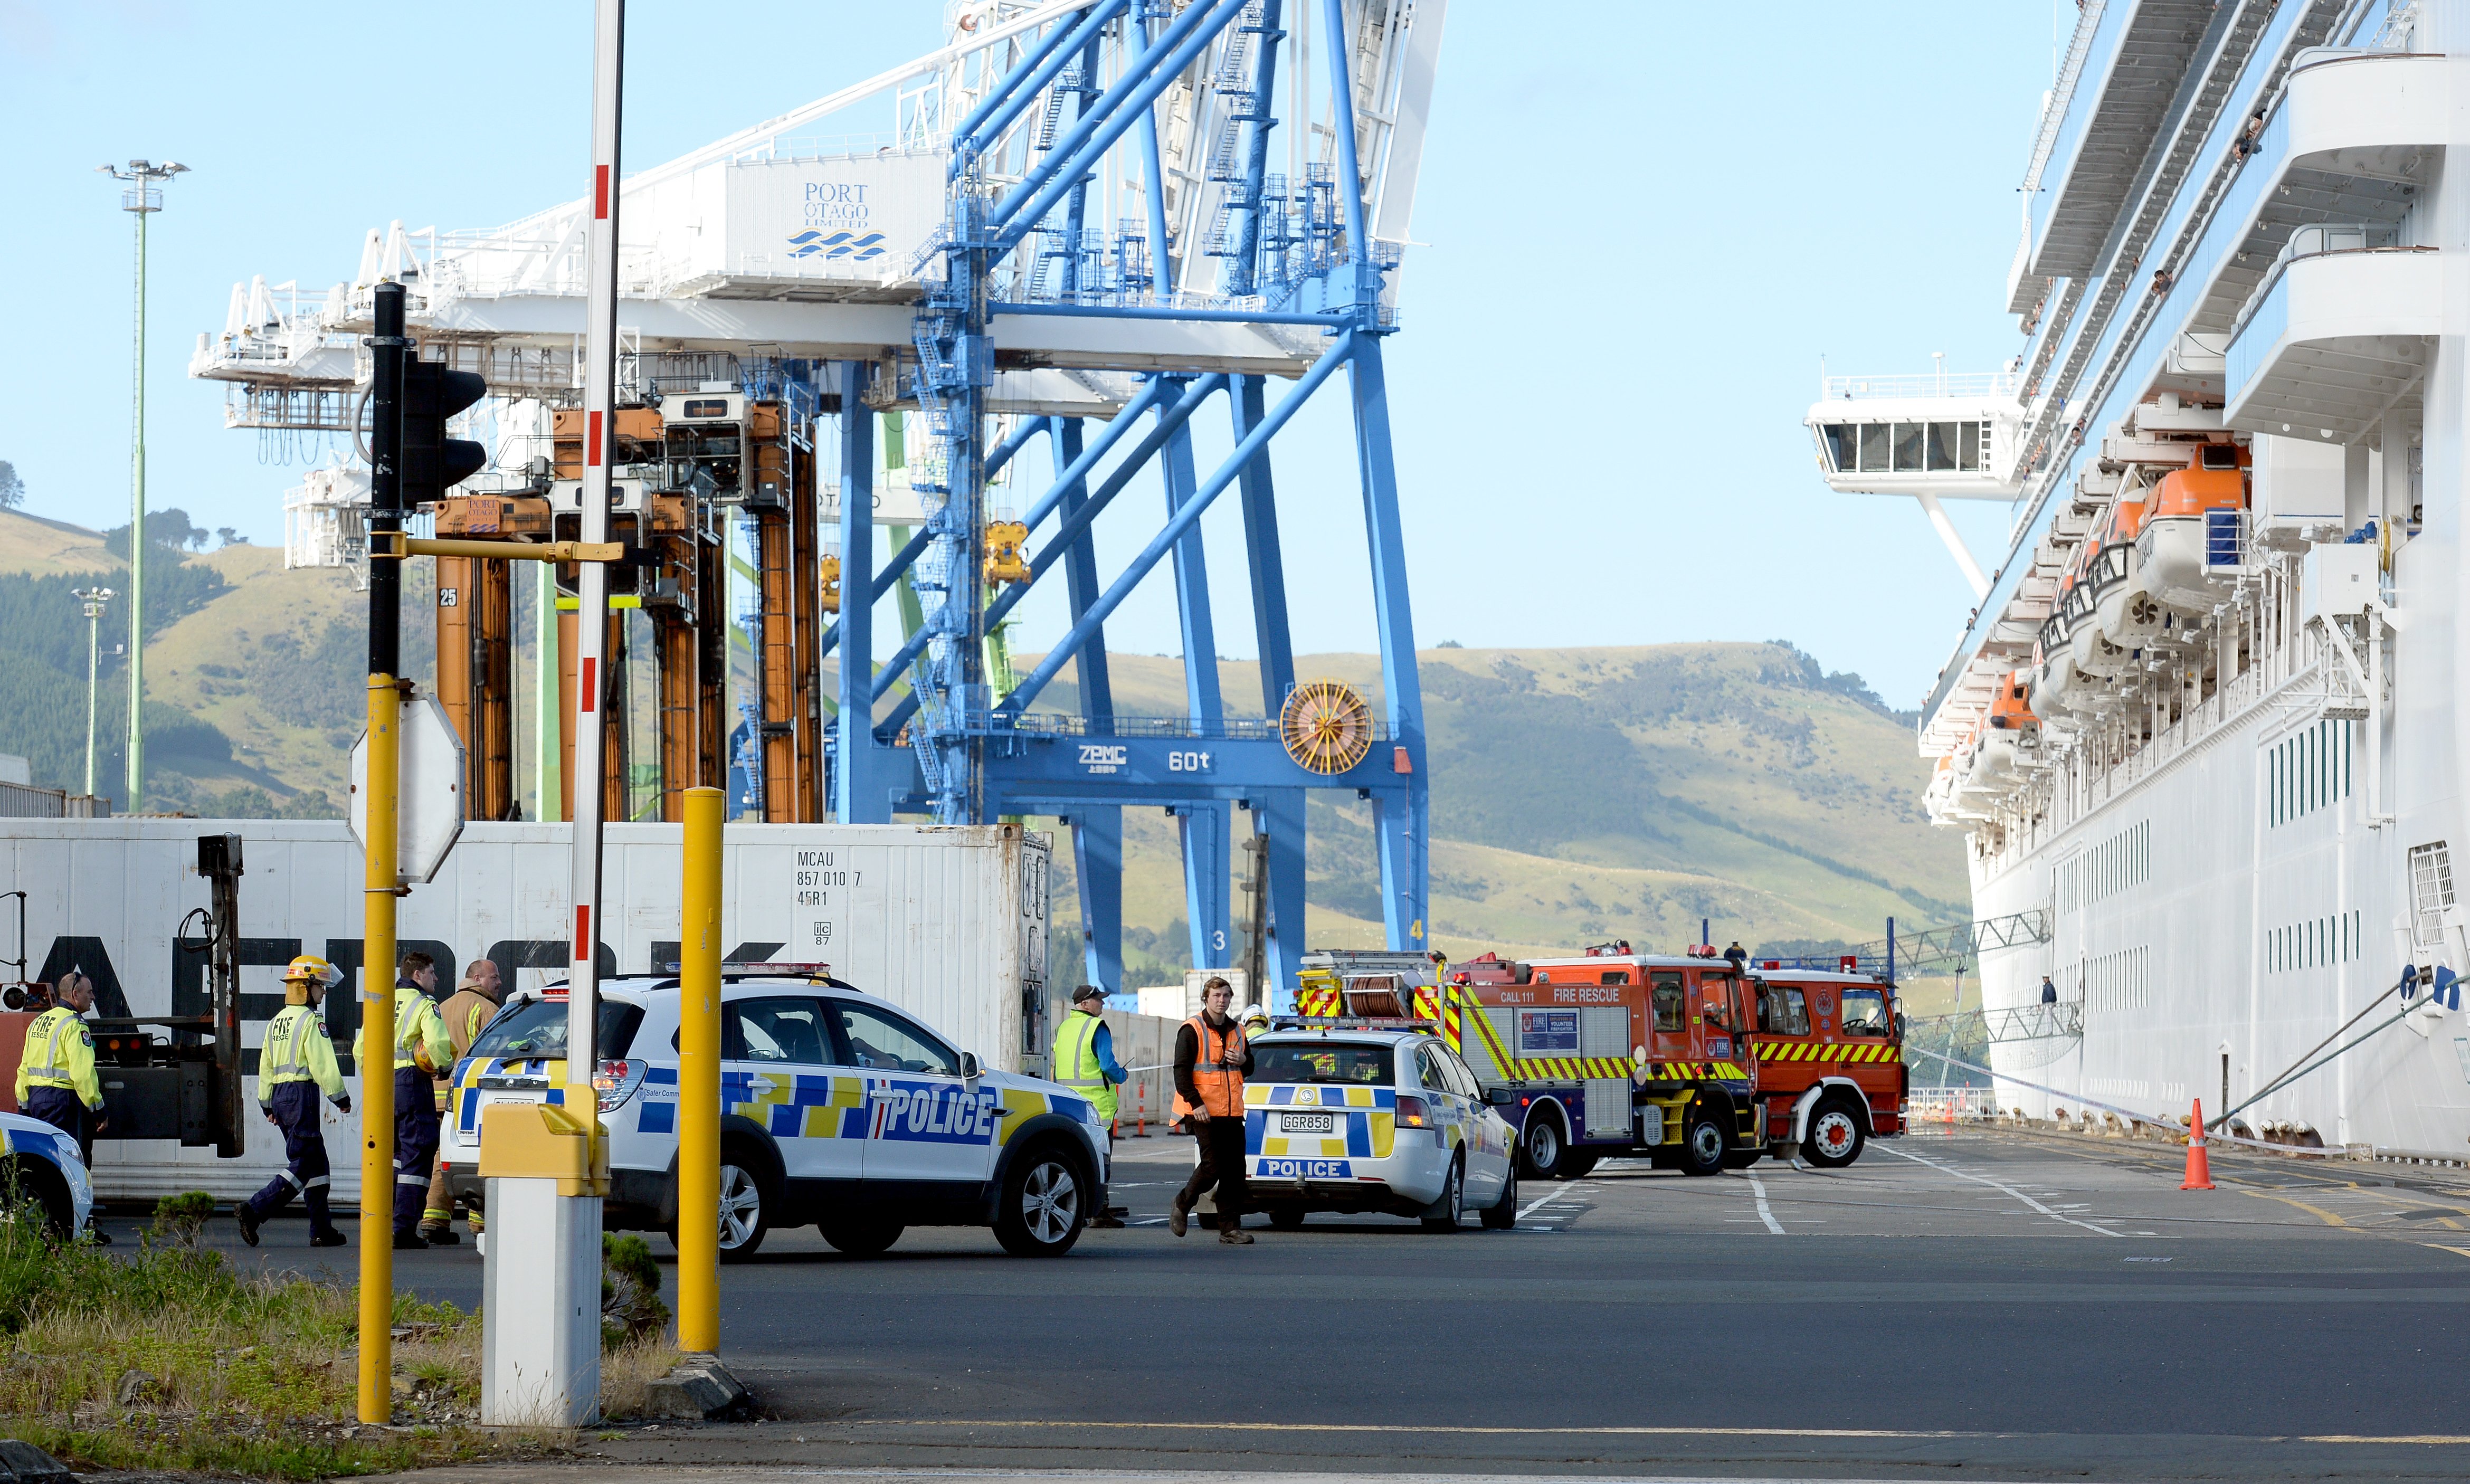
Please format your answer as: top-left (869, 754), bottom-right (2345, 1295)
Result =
top-left (0, 819), bottom-right (1051, 1202)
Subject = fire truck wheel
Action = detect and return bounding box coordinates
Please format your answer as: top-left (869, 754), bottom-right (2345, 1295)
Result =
top-left (1803, 1100), bottom-right (1867, 1168)
top-left (1518, 1110), bottom-right (1566, 1179)
top-left (1421, 1158), bottom-right (1465, 1230)
top-left (1557, 1150), bottom-right (1599, 1180)
top-left (1678, 1102), bottom-right (1729, 1177)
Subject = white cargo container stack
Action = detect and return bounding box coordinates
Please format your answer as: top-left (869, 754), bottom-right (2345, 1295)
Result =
top-left (0, 819), bottom-right (1050, 1202)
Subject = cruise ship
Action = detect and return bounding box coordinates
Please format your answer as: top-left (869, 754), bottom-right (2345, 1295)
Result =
top-left (1810, 1), bottom-right (2469, 1154)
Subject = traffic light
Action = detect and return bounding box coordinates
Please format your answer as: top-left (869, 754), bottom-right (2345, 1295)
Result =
top-left (401, 359), bottom-right (489, 504)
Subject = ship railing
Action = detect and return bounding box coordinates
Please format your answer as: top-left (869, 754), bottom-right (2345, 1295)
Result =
top-left (1820, 371), bottom-right (2022, 402)
top-left (2203, 509), bottom-right (2252, 573)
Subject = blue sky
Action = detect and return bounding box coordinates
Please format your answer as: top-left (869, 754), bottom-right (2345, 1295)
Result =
top-left (0, 2), bottom-right (2059, 710)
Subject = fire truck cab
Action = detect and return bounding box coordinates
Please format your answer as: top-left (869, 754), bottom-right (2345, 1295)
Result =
top-left (1445, 947), bottom-right (1910, 1176)
top-left (1741, 965), bottom-right (1908, 1168)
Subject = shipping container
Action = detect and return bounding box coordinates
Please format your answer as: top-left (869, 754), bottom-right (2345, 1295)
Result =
top-left (0, 819), bottom-right (1050, 1202)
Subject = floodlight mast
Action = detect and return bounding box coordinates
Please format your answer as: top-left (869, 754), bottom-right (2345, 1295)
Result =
top-left (72, 587), bottom-right (115, 797)
top-left (97, 159), bottom-right (186, 812)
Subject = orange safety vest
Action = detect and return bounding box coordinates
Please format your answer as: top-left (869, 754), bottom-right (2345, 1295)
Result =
top-left (1174, 1014), bottom-right (1247, 1120)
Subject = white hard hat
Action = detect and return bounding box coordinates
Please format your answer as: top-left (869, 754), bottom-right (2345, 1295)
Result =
top-left (1240, 1002), bottom-right (1269, 1026)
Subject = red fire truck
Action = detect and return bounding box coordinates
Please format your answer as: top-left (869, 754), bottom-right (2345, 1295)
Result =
top-left (1442, 946), bottom-right (1908, 1177)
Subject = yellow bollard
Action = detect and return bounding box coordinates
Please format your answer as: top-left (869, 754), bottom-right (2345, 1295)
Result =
top-left (676, 786), bottom-right (724, 1354)
top-left (358, 672), bottom-right (400, 1423)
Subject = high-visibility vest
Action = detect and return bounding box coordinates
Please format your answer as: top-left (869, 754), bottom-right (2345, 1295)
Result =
top-left (354, 990), bottom-right (452, 1074)
top-left (14, 1006), bottom-right (100, 1109)
top-left (1050, 1011), bottom-right (1118, 1122)
top-left (260, 1004), bottom-right (348, 1106)
top-left (1174, 1014), bottom-right (1246, 1120)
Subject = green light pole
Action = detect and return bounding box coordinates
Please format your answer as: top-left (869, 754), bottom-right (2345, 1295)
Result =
top-left (72, 586), bottom-right (116, 797)
top-left (98, 158), bottom-right (188, 812)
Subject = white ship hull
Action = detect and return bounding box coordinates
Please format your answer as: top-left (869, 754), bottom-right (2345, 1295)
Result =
top-left (1817, 8), bottom-right (2470, 1159)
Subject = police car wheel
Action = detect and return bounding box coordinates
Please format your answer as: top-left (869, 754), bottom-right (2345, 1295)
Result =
top-left (1421, 1158), bottom-right (1465, 1231)
top-left (994, 1144), bottom-right (1086, 1257)
top-left (1268, 1207), bottom-right (1307, 1230)
top-left (1804, 1102), bottom-right (1866, 1169)
top-left (1678, 1106), bottom-right (1728, 1177)
top-left (715, 1157), bottom-right (773, 1261)
top-left (1479, 1163), bottom-right (1519, 1230)
top-left (1519, 1112), bottom-right (1564, 1180)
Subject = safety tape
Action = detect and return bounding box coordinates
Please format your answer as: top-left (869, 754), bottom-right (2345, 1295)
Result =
top-left (1908, 1046), bottom-right (2341, 1155)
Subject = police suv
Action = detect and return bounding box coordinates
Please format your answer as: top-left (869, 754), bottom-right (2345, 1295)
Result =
top-left (1246, 1026), bottom-right (1522, 1230)
top-left (0, 1110), bottom-right (93, 1239)
top-left (442, 971), bottom-right (1109, 1259)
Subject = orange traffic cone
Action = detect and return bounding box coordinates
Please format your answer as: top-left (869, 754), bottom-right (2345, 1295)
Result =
top-left (2180, 1098), bottom-right (2215, 1190)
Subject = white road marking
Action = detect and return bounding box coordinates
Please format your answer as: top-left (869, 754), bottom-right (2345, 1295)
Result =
top-left (1746, 1171), bottom-right (1786, 1235)
top-left (1516, 1185), bottom-right (1570, 1222)
top-left (1876, 1144), bottom-right (2127, 1237)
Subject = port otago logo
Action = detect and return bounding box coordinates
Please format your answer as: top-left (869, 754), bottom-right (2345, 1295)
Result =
top-left (789, 180), bottom-right (887, 262)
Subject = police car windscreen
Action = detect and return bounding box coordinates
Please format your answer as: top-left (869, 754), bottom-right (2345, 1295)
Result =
top-left (1253, 1042), bottom-right (1395, 1086)
top-left (468, 997), bottom-right (646, 1062)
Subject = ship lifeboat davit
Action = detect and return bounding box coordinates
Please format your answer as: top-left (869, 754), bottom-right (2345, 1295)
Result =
top-left (2142, 444), bottom-right (2249, 614)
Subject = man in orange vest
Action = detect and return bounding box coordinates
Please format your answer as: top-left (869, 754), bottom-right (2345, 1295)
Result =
top-left (1170, 975), bottom-right (1256, 1245)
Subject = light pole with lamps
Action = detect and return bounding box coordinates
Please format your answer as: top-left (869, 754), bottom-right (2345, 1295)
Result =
top-left (72, 587), bottom-right (116, 798)
top-left (97, 158), bottom-right (189, 812)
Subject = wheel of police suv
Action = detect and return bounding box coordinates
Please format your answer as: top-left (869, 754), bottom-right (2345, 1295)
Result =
top-left (1268, 1207), bottom-right (1307, 1230)
top-left (714, 1156), bottom-right (773, 1260)
top-left (1678, 1103), bottom-right (1728, 1177)
top-left (1803, 1100), bottom-right (1866, 1169)
top-left (1518, 1111), bottom-right (1564, 1180)
top-left (994, 1143), bottom-right (1087, 1257)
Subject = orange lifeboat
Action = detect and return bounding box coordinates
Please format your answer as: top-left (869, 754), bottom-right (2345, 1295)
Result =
top-left (2143, 443), bottom-right (2249, 612)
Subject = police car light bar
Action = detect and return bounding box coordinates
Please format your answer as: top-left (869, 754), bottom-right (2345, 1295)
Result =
top-left (732, 963), bottom-right (832, 978)
top-left (1274, 1015), bottom-right (1442, 1033)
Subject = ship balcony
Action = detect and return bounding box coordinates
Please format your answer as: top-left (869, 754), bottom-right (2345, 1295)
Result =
top-left (2179, 49), bottom-right (2447, 351)
top-left (2222, 225), bottom-right (2440, 440)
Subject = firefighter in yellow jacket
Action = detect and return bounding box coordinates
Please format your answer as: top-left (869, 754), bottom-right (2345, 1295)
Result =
top-left (237, 957), bottom-right (352, 1248)
top-left (14, 969), bottom-right (109, 1242)
top-left (351, 951), bottom-right (454, 1249)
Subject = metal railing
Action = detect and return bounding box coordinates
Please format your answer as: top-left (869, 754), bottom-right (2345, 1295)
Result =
top-left (1820, 371), bottom-right (2021, 402)
top-left (1906, 1086), bottom-right (2004, 1119)
top-left (2228, 222), bottom-right (2420, 345)
top-left (974, 712), bottom-right (1389, 743)
top-left (2021, 0), bottom-right (2110, 195)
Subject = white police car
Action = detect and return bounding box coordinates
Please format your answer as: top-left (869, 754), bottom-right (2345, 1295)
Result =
top-left (1245, 1028), bottom-right (1521, 1230)
top-left (443, 972), bottom-right (1108, 1260)
top-left (0, 1110), bottom-right (94, 1239)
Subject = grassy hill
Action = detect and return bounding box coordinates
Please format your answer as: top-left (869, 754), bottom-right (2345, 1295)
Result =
top-left (0, 510), bottom-right (1962, 971)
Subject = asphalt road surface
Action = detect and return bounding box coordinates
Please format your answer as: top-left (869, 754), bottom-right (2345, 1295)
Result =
top-left (174, 1126), bottom-right (2470, 1482)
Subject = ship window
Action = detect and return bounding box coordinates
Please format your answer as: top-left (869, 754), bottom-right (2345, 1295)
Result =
top-left (1892, 422), bottom-right (1926, 472)
top-left (1960, 421), bottom-right (1984, 470)
top-left (1926, 422), bottom-right (1960, 471)
top-left (1820, 424), bottom-right (1856, 471)
top-left (1858, 423), bottom-right (1891, 472)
